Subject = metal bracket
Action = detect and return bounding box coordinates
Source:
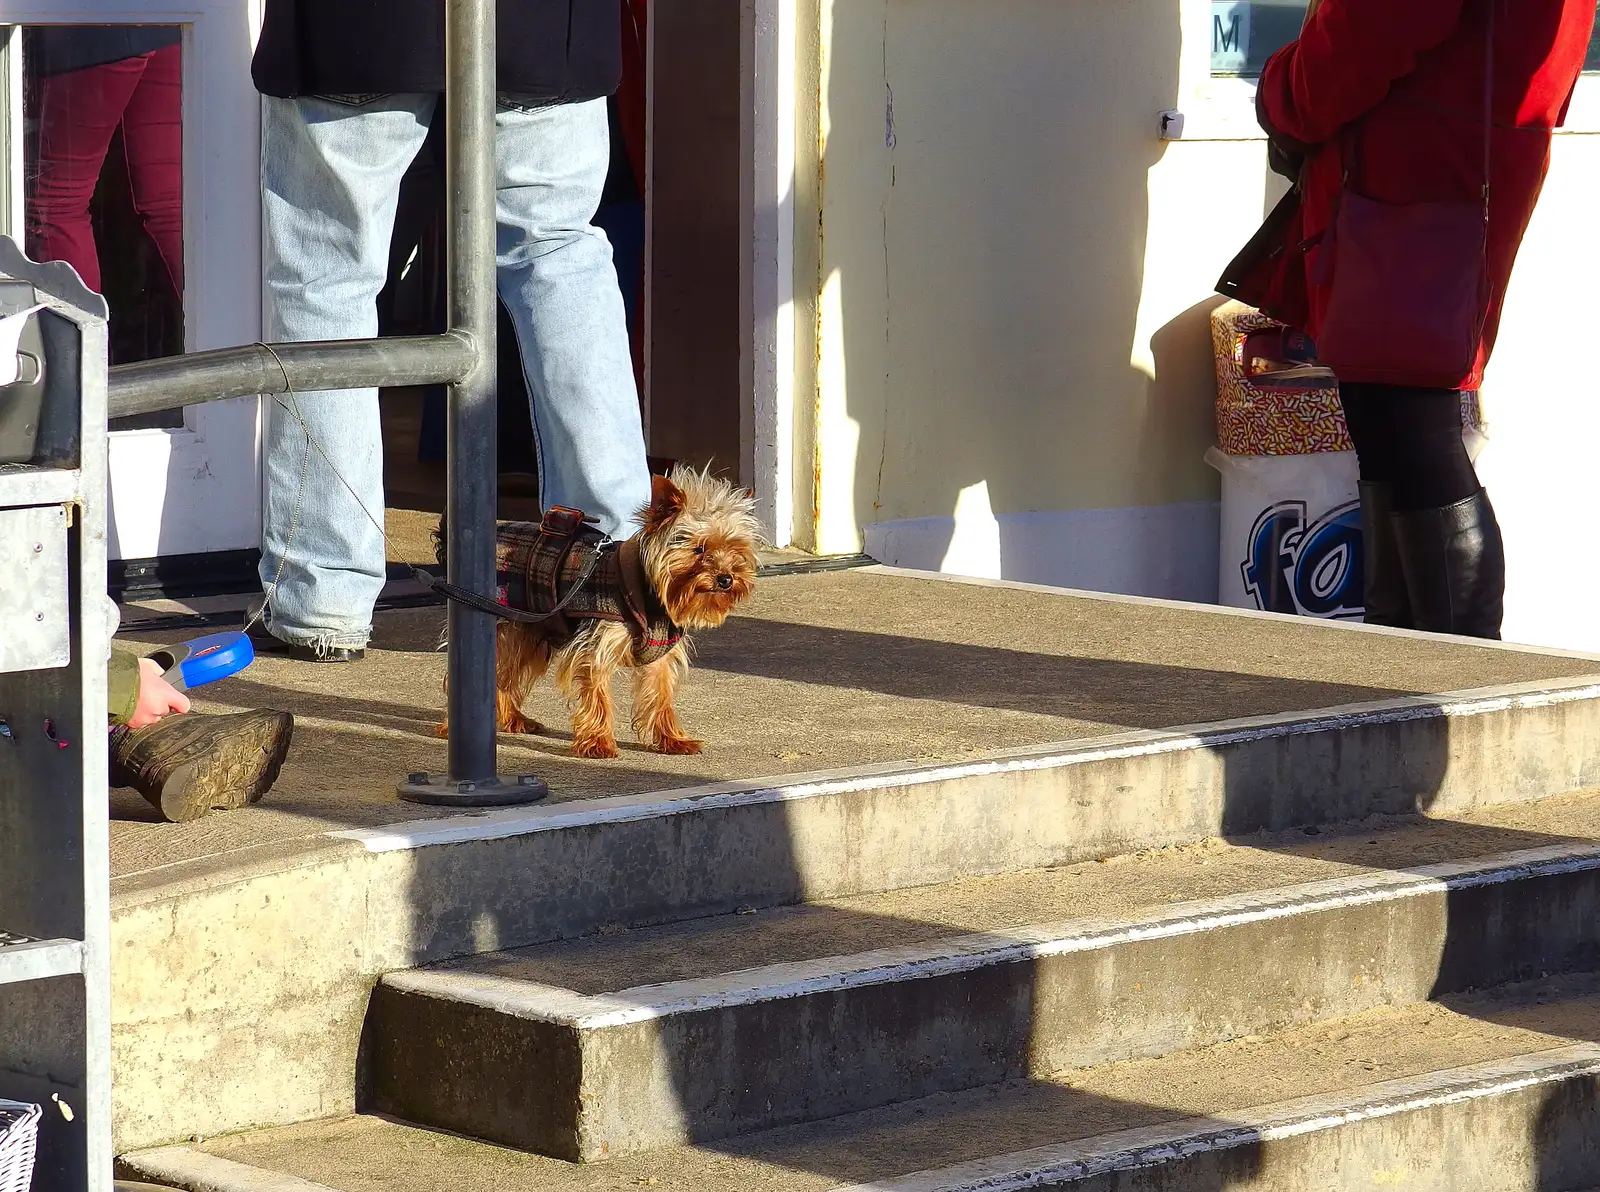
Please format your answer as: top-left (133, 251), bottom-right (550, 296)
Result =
top-left (397, 772), bottom-right (549, 808)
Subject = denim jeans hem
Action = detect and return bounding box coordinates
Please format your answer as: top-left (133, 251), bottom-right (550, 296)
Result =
top-left (269, 625), bottom-right (370, 654)
top-left (251, 599), bottom-right (371, 653)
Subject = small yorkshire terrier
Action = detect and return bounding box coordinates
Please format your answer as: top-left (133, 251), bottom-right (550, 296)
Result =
top-left (436, 467), bottom-right (758, 758)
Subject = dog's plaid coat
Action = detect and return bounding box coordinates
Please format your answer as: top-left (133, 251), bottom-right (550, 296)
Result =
top-left (494, 508), bottom-right (684, 665)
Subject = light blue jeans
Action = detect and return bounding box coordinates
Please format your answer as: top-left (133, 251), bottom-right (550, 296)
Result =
top-left (258, 94), bottom-right (650, 651)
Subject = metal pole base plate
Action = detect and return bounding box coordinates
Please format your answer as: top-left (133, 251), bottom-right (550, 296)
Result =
top-left (397, 772), bottom-right (550, 807)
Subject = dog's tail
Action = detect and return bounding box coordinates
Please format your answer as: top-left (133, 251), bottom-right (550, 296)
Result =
top-left (431, 512), bottom-right (448, 570)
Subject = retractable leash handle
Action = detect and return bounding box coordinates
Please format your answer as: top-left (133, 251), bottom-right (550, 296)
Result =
top-left (144, 631), bottom-right (256, 692)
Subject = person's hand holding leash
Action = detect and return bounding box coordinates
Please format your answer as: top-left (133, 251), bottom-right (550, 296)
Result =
top-left (129, 657), bottom-right (191, 729)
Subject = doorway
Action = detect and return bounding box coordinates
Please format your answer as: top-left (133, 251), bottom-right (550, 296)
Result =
top-left (0, 1), bottom-right (747, 595)
top-left (374, 0), bottom-right (745, 564)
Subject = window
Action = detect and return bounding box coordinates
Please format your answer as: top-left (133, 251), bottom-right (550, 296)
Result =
top-left (1210, 2), bottom-right (1305, 78)
top-left (16, 26), bottom-right (185, 365)
top-left (1210, 3), bottom-right (1600, 78)
top-left (5, 24), bottom-right (186, 428)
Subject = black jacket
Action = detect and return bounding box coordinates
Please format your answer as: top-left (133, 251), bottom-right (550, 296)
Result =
top-left (29, 26), bottom-right (182, 77)
top-left (251, 0), bottom-right (620, 101)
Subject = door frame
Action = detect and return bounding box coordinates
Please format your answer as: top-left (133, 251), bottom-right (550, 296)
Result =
top-left (0, 29), bottom-right (22, 242)
top-left (1, 2), bottom-right (264, 563)
top-left (741, 0), bottom-right (800, 549)
top-left (640, 0), bottom-right (804, 548)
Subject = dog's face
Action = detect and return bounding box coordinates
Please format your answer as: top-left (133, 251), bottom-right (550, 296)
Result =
top-left (638, 468), bottom-right (759, 631)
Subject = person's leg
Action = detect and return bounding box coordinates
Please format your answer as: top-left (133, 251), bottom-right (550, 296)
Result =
top-left (257, 94), bottom-right (434, 654)
top-left (25, 55), bottom-right (149, 291)
top-left (1340, 383), bottom-right (1411, 628)
top-left (1361, 387), bottom-right (1480, 514)
top-left (1343, 383), bottom-right (1502, 639)
top-left (1383, 387), bottom-right (1503, 639)
top-left (118, 44), bottom-right (185, 295)
top-left (494, 98), bottom-right (651, 539)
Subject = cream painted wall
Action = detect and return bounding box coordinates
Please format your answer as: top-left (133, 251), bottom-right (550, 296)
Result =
top-left (812, 0), bottom-right (1283, 561)
top-left (1478, 132), bottom-right (1600, 653)
top-left (808, 1), bottom-right (1600, 651)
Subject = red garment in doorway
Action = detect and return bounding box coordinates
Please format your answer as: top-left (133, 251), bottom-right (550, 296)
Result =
top-left (618, 0), bottom-right (648, 198)
top-left (26, 44), bottom-right (184, 296)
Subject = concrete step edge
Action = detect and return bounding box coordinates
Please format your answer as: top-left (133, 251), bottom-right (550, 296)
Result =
top-left (120, 1044), bottom-right (1600, 1192)
top-left (117, 1146), bottom-right (338, 1192)
top-left (371, 839), bottom-right (1600, 1159)
top-left (827, 1043), bottom-right (1600, 1192)
top-left (329, 675), bottom-right (1600, 858)
top-left (381, 840), bottom-right (1600, 1029)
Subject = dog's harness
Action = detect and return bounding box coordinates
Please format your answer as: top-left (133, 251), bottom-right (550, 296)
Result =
top-left (427, 507), bottom-right (684, 666)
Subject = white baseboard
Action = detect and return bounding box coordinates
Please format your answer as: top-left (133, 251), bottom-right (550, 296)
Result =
top-left (862, 500), bottom-right (1221, 604)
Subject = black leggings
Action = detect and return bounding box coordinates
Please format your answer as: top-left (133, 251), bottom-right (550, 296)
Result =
top-left (1338, 383), bottom-right (1480, 513)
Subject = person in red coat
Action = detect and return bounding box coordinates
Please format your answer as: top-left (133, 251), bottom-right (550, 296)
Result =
top-left (1229, 0), bottom-right (1594, 639)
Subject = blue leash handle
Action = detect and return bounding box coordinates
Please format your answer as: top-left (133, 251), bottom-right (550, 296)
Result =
top-left (145, 631), bottom-right (255, 692)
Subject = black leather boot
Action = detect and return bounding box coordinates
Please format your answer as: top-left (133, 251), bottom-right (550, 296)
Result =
top-left (1358, 481), bottom-right (1412, 628)
top-left (1391, 488), bottom-right (1505, 640)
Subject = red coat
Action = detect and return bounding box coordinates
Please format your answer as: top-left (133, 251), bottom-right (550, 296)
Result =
top-left (1245, 0), bottom-right (1594, 389)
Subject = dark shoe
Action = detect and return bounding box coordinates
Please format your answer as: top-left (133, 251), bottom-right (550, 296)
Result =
top-left (247, 622), bottom-right (365, 664)
top-left (1391, 488), bottom-right (1505, 640)
top-left (1358, 481), bottom-right (1412, 629)
top-left (110, 710), bottom-right (294, 823)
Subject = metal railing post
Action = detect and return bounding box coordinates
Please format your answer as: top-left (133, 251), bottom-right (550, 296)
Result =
top-left (443, 0), bottom-right (501, 785)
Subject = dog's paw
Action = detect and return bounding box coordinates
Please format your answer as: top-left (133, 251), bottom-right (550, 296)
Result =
top-left (572, 736), bottom-right (621, 760)
top-left (433, 721), bottom-right (450, 740)
top-left (499, 712), bottom-right (542, 736)
top-left (653, 735), bottom-right (704, 756)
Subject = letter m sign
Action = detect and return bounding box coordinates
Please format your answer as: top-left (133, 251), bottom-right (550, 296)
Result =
top-left (1212, 2), bottom-right (1252, 74)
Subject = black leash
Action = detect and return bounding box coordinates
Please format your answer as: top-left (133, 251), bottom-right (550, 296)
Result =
top-left (410, 545), bottom-right (605, 626)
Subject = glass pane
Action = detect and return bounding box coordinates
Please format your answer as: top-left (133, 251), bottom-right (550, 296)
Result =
top-left (1210, 1), bottom-right (1307, 78)
top-left (1214, 5), bottom-right (1600, 78)
top-left (11, 24), bottom-right (185, 427)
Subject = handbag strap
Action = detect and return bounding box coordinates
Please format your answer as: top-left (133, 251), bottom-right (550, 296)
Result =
top-left (1480, 0), bottom-right (1495, 220)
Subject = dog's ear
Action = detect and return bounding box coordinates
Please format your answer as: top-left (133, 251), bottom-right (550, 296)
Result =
top-left (643, 472), bottom-right (687, 532)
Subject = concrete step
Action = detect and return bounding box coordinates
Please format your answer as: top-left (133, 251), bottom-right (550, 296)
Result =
top-left (103, 570), bottom-right (1600, 1157)
top-left (366, 796), bottom-right (1600, 1159)
top-left (107, 687), bottom-right (1600, 1160)
top-left (124, 977), bottom-right (1600, 1191)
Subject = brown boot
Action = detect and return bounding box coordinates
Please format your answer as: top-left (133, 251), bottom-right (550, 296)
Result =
top-left (110, 711), bottom-right (294, 823)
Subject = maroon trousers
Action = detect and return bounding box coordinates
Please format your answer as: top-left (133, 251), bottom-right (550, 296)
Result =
top-left (26, 45), bottom-right (183, 296)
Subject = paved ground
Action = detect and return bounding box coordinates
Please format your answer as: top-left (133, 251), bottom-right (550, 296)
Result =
top-left (109, 568), bottom-right (1600, 882)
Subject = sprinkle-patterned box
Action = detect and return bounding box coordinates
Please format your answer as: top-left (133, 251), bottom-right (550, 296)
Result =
top-left (1211, 301), bottom-right (1480, 456)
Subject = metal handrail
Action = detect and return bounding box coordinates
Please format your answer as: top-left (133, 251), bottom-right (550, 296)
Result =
top-left (106, 333), bottom-right (476, 419)
top-left (104, 0), bottom-right (503, 785)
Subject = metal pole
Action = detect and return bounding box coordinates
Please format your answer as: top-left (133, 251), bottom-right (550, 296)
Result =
top-left (443, 0), bottom-right (500, 783)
